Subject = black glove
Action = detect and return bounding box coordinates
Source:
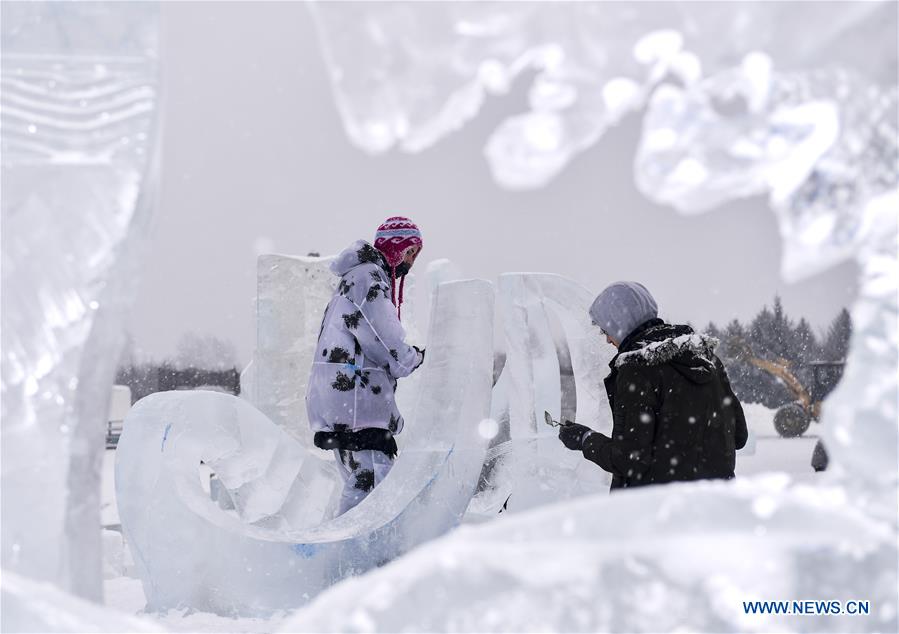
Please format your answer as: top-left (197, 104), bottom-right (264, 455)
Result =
top-left (558, 422), bottom-right (592, 451)
top-left (413, 346), bottom-right (426, 369)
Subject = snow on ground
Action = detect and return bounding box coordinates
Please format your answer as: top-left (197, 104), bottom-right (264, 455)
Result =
top-left (101, 402), bottom-right (824, 631)
top-left (103, 576), bottom-right (292, 633)
top-left (3, 571), bottom-right (159, 633)
top-left (736, 403), bottom-right (820, 482)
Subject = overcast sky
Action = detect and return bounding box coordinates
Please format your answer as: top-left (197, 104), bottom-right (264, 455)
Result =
top-left (126, 2), bottom-right (877, 366)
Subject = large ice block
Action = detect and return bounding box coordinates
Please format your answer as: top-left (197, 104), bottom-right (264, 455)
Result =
top-left (248, 253), bottom-right (424, 449)
top-left (251, 253), bottom-right (337, 446)
top-left (1, 2), bottom-right (161, 602)
top-left (472, 273), bottom-right (614, 515)
top-left (116, 279), bottom-right (494, 615)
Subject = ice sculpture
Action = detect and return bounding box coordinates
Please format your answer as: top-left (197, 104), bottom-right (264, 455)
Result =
top-left (116, 279), bottom-right (494, 615)
top-left (472, 273), bottom-right (614, 515)
top-left (249, 253), bottom-right (337, 445)
top-left (1, 2), bottom-right (161, 602)
top-left (241, 253), bottom-right (428, 512)
top-left (283, 475), bottom-right (895, 633)
top-left (292, 3), bottom-right (897, 631)
top-left (309, 2), bottom-right (894, 189)
top-left (635, 59), bottom-right (898, 495)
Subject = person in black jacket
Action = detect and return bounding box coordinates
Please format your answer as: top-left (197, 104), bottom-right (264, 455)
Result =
top-left (558, 281), bottom-right (748, 490)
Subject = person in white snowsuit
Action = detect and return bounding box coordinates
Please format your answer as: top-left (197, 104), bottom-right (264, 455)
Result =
top-left (306, 217), bottom-right (425, 515)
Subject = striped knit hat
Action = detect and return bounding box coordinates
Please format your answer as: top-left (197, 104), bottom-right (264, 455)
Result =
top-left (374, 216), bottom-right (423, 320)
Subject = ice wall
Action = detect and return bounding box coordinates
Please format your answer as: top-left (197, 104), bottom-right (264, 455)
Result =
top-left (250, 253), bottom-right (337, 445)
top-left (116, 279), bottom-right (494, 616)
top-left (472, 273), bottom-right (614, 515)
top-left (1, 2), bottom-right (161, 602)
top-left (247, 253), bottom-right (425, 448)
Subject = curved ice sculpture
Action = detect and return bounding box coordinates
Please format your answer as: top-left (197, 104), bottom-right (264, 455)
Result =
top-left (116, 279), bottom-right (494, 615)
top-left (472, 273), bottom-right (614, 515)
top-left (1, 2), bottom-right (161, 601)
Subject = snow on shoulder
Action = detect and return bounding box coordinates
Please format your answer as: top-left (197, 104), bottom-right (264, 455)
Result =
top-left (615, 333), bottom-right (719, 367)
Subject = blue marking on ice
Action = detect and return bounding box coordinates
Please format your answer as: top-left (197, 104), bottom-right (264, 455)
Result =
top-left (292, 543), bottom-right (318, 558)
top-left (423, 446), bottom-right (455, 489)
top-left (161, 423), bottom-right (172, 452)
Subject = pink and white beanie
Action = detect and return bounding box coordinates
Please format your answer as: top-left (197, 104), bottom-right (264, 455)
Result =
top-left (374, 216), bottom-right (423, 319)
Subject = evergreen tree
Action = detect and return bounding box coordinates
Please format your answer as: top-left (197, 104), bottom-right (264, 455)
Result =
top-left (793, 317), bottom-right (818, 363)
top-left (822, 309), bottom-right (852, 361)
top-left (748, 304), bottom-right (775, 357)
top-left (791, 317), bottom-right (819, 392)
top-left (703, 300), bottom-right (848, 409)
top-left (729, 303), bottom-right (793, 407)
top-left (769, 295), bottom-right (794, 360)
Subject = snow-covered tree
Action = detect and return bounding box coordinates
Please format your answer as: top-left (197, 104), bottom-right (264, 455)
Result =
top-left (821, 308), bottom-right (852, 362)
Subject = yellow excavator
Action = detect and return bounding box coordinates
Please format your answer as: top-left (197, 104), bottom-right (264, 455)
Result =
top-left (727, 338), bottom-right (844, 437)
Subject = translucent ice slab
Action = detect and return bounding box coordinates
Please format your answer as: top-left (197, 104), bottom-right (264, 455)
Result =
top-left (246, 253), bottom-right (425, 448)
top-left (1, 2), bottom-right (161, 601)
top-left (472, 273), bottom-right (614, 515)
top-left (116, 279), bottom-right (494, 615)
top-left (250, 253), bottom-right (337, 446)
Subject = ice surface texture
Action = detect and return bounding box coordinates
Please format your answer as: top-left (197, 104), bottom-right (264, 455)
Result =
top-left (116, 279), bottom-right (494, 615)
top-left (472, 274), bottom-right (614, 515)
top-left (309, 2), bottom-right (895, 188)
top-left (283, 475), bottom-right (895, 633)
top-left (245, 253), bottom-right (424, 445)
top-left (250, 253), bottom-right (338, 445)
top-left (636, 61), bottom-right (898, 498)
top-left (1, 2), bottom-right (161, 602)
top-left (242, 253), bottom-right (428, 516)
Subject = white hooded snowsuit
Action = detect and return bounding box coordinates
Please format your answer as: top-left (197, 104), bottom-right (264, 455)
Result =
top-left (306, 239), bottom-right (422, 434)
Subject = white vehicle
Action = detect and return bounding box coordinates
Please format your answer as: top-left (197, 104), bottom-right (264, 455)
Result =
top-left (106, 385), bottom-right (132, 448)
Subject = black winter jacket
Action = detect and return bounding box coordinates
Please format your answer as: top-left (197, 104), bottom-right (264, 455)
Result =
top-left (583, 319), bottom-right (748, 490)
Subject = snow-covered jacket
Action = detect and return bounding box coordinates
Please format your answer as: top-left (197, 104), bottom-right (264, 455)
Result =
top-left (583, 319), bottom-right (748, 490)
top-left (306, 240), bottom-right (423, 434)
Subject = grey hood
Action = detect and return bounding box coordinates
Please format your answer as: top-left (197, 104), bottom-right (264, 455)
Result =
top-left (589, 281), bottom-right (659, 342)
